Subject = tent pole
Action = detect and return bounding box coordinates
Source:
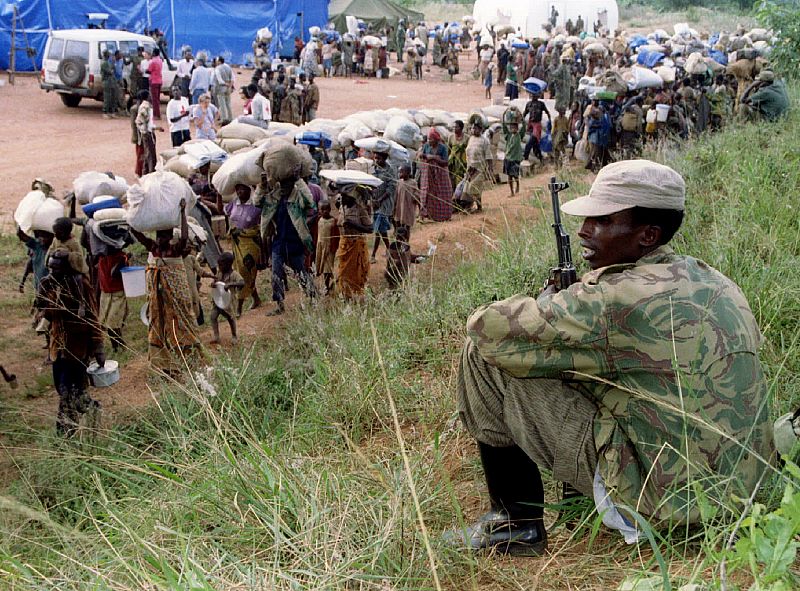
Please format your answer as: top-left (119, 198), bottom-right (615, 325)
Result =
top-left (45, 0), bottom-right (53, 29)
top-left (9, 6), bottom-right (16, 84)
top-left (170, 0), bottom-right (176, 58)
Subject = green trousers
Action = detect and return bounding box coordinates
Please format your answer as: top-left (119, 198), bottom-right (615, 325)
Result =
top-left (456, 338), bottom-right (600, 496)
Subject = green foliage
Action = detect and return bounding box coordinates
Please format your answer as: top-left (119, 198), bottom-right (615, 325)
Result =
top-left (757, 0), bottom-right (800, 78)
top-left (729, 462), bottom-right (800, 590)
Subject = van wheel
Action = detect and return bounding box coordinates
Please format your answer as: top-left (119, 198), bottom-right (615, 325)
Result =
top-left (58, 58), bottom-right (86, 87)
top-left (60, 94), bottom-right (82, 108)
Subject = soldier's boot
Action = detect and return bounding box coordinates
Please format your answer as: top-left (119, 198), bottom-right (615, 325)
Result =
top-left (444, 443), bottom-right (547, 556)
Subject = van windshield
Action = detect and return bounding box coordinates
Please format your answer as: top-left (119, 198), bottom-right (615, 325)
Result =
top-left (64, 40), bottom-right (90, 62)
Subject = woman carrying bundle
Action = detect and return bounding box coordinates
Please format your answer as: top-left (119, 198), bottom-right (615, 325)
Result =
top-left (419, 128), bottom-right (453, 222)
top-left (225, 183), bottom-right (263, 315)
top-left (335, 183), bottom-right (373, 300)
top-left (130, 199), bottom-right (201, 375)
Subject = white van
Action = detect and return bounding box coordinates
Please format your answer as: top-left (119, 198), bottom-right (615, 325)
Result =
top-left (40, 29), bottom-right (178, 108)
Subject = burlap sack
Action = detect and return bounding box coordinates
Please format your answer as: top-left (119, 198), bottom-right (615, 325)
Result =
top-left (260, 144), bottom-right (306, 182)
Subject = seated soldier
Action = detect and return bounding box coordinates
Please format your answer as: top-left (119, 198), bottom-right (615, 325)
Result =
top-left (447, 160), bottom-right (774, 555)
top-left (742, 70), bottom-right (790, 121)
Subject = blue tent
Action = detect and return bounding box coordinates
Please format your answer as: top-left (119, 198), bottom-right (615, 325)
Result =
top-left (0, 0), bottom-right (328, 71)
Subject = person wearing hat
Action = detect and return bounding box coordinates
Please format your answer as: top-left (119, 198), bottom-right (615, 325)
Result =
top-left (34, 249), bottom-right (105, 436)
top-left (741, 70), bottom-right (790, 121)
top-left (446, 160), bottom-right (773, 555)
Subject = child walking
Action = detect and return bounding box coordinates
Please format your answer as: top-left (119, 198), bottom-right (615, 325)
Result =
top-left (97, 246), bottom-right (129, 352)
top-left (501, 121), bottom-right (525, 196)
top-left (484, 63), bottom-right (494, 100)
top-left (204, 252), bottom-right (244, 345)
top-left (392, 165), bottom-right (420, 238)
top-left (315, 200), bottom-right (338, 295)
top-left (414, 48), bottom-right (423, 81)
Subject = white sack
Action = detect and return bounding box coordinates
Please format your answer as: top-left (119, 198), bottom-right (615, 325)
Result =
top-left (14, 190), bottom-right (48, 235)
top-left (383, 116), bottom-right (421, 149)
top-left (73, 171), bottom-right (129, 204)
top-left (31, 199), bottom-right (65, 233)
top-left (211, 145), bottom-right (270, 195)
top-left (126, 171), bottom-right (197, 232)
top-left (183, 139), bottom-right (228, 163)
top-left (628, 67), bottom-right (663, 90)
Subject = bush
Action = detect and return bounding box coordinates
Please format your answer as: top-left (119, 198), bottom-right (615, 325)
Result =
top-left (757, 0), bottom-right (800, 78)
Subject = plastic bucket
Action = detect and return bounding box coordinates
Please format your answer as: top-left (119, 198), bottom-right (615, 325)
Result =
top-left (120, 266), bottom-right (146, 298)
top-left (655, 104), bottom-right (670, 122)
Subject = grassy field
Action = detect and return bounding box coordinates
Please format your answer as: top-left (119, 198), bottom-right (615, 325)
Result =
top-left (1, 81), bottom-right (798, 589)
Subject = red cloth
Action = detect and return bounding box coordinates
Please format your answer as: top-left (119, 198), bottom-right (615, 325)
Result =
top-left (150, 83), bottom-right (162, 118)
top-left (135, 143), bottom-right (144, 177)
top-left (147, 56), bottom-right (163, 84)
top-left (98, 251), bottom-right (128, 293)
top-left (420, 143), bottom-right (453, 222)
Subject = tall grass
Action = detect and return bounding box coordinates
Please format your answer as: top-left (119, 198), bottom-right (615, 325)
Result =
top-left (1, 88), bottom-right (799, 589)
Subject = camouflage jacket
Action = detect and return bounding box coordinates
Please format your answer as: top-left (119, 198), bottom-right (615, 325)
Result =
top-left (256, 179), bottom-right (316, 253)
top-left (467, 246), bottom-right (773, 523)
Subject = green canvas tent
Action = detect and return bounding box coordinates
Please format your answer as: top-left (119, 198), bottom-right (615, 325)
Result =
top-left (329, 0), bottom-right (425, 42)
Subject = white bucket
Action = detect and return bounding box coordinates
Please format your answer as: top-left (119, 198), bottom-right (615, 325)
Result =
top-left (120, 266), bottom-right (146, 298)
top-left (655, 104), bottom-right (670, 122)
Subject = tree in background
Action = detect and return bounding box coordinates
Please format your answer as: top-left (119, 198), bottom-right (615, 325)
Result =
top-left (757, 0), bottom-right (800, 78)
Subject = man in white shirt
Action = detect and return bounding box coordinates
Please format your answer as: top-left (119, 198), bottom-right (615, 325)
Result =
top-left (237, 83), bottom-right (270, 129)
top-left (140, 52), bottom-right (150, 90)
top-left (166, 86), bottom-right (191, 147)
top-left (176, 51), bottom-right (194, 98)
top-left (189, 58), bottom-right (212, 105)
top-left (214, 56), bottom-right (235, 124)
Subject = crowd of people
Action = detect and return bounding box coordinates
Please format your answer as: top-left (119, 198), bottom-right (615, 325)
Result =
top-left (472, 22), bottom-right (789, 175)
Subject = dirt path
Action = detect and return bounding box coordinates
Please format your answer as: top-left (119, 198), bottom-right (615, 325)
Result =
top-left (0, 170), bottom-right (563, 431)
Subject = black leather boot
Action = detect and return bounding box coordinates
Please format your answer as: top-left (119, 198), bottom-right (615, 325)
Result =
top-left (445, 443), bottom-right (547, 556)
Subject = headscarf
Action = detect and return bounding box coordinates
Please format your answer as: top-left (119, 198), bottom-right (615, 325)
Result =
top-left (428, 128), bottom-right (441, 142)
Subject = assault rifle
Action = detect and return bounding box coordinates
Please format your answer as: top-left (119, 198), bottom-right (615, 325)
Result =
top-left (548, 176), bottom-right (578, 291)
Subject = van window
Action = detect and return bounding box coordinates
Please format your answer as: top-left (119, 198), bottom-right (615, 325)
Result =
top-left (119, 40), bottom-right (139, 57)
top-left (98, 41), bottom-right (118, 58)
top-left (143, 43), bottom-right (157, 55)
top-left (47, 37), bottom-right (64, 60)
top-left (64, 40), bottom-right (90, 61)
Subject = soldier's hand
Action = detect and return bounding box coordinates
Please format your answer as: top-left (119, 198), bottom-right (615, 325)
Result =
top-left (539, 284), bottom-right (558, 298)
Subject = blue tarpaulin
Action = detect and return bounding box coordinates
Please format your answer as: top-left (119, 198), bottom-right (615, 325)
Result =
top-left (0, 0), bottom-right (328, 71)
top-left (636, 49), bottom-right (665, 68)
top-left (628, 34), bottom-right (647, 50)
top-left (709, 49), bottom-right (728, 65)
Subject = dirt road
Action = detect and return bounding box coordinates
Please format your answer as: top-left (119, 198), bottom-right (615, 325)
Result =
top-left (0, 54), bottom-right (488, 229)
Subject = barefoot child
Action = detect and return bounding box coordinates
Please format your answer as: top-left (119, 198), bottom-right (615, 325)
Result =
top-left (203, 252), bottom-right (244, 345)
top-left (392, 165), bottom-right (420, 237)
top-left (501, 121), bottom-right (524, 196)
top-left (385, 226), bottom-right (423, 289)
top-left (484, 63), bottom-right (494, 100)
top-left (315, 200), bottom-right (338, 295)
top-left (97, 245), bottom-right (129, 352)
